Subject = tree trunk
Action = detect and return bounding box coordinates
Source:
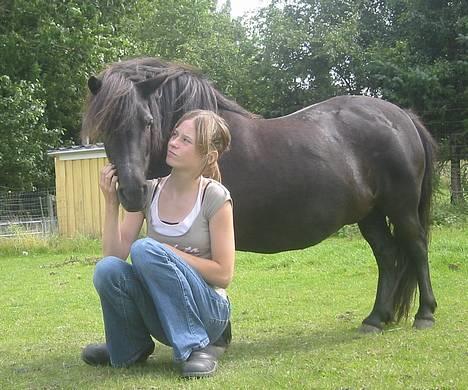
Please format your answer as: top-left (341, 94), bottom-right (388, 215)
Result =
top-left (450, 135), bottom-right (464, 204)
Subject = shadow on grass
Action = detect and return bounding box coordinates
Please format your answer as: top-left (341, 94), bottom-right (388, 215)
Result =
top-left (2, 351), bottom-right (180, 388)
top-left (224, 325), bottom-right (366, 361)
top-left (1, 326), bottom-right (372, 387)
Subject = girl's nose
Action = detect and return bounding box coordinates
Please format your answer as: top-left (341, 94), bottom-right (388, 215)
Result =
top-left (168, 137), bottom-right (178, 147)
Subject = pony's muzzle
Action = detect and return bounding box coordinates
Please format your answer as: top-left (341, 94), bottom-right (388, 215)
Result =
top-left (117, 183), bottom-right (148, 212)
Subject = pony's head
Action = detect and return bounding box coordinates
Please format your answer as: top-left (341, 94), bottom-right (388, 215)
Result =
top-left (82, 59), bottom-right (163, 210)
top-left (82, 57), bottom-right (254, 211)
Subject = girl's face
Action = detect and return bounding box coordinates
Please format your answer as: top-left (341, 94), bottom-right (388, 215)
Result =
top-left (166, 119), bottom-right (204, 172)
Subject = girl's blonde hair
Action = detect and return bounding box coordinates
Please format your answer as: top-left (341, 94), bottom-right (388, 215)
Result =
top-left (174, 110), bottom-right (231, 182)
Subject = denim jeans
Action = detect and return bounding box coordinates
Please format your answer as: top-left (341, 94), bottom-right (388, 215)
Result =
top-left (93, 237), bottom-right (230, 367)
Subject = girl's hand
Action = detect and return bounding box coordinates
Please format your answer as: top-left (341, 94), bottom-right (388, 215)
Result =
top-left (99, 163), bottom-right (119, 206)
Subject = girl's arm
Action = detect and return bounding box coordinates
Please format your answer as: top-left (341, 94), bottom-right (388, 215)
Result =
top-left (100, 164), bottom-right (144, 259)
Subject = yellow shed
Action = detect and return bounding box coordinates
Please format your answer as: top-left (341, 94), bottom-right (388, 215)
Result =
top-left (48, 144), bottom-right (123, 237)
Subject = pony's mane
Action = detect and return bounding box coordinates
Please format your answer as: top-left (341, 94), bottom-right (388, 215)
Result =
top-left (82, 57), bottom-right (256, 142)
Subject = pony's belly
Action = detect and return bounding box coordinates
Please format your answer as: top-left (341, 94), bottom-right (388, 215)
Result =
top-left (233, 214), bottom-right (344, 254)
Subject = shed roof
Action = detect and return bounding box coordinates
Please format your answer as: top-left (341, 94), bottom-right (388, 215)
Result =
top-left (48, 144), bottom-right (106, 161)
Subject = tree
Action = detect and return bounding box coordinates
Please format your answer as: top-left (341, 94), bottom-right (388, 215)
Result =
top-left (0, 0), bottom-right (142, 189)
top-left (128, 0), bottom-right (259, 112)
top-left (244, 0), bottom-right (467, 202)
top-left (363, 0), bottom-right (468, 203)
top-left (242, 0), bottom-right (391, 116)
top-left (0, 0), bottom-right (260, 189)
top-left (244, 0), bottom-right (340, 117)
top-left (0, 76), bottom-right (62, 189)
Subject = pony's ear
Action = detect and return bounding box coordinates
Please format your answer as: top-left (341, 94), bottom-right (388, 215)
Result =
top-left (88, 76), bottom-right (102, 95)
top-left (135, 77), bottom-right (166, 99)
top-left (135, 69), bottom-right (187, 98)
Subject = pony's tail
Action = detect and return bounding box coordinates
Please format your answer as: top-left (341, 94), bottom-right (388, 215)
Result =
top-left (392, 111), bottom-right (437, 322)
top-left (408, 110), bottom-right (437, 245)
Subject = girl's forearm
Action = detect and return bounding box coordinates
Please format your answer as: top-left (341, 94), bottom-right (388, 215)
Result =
top-left (163, 244), bottom-right (233, 288)
top-left (102, 203), bottom-right (126, 259)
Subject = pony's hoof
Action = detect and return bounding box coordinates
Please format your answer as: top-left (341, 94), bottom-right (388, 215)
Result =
top-left (413, 318), bottom-right (434, 330)
top-left (358, 324), bottom-right (383, 334)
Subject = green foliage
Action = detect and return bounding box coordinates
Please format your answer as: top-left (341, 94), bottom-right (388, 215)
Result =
top-left (433, 164), bottom-right (468, 225)
top-left (0, 0), bottom-right (143, 189)
top-left (1, 0), bottom-right (467, 191)
top-left (243, 0), bottom-right (467, 149)
top-left (0, 75), bottom-right (62, 189)
top-left (432, 201), bottom-right (468, 226)
top-left (130, 0), bottom-right (258, 112)
top-left (0, 0), bottom-right (259, 189)
top-left (243, 0), bottom-right (466, 201)
top-left (0, 0), bottom-right (142, 137)
top-left (360, 0), bottom-right (468, 201)
top-left (364, 0), bottom-right (468, 155)
top-left (244, 0), bottom-right (340, 116)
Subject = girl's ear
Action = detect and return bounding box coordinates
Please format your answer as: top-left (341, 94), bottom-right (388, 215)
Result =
top-left (207, 150), bottom-right (218, 165)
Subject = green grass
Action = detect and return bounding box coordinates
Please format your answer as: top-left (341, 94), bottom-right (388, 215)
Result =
top-left (0, 226), bottom-right (466, 389)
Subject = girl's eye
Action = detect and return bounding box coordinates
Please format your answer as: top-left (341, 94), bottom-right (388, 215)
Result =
top-left (169, 130), bottom-right (191, 144)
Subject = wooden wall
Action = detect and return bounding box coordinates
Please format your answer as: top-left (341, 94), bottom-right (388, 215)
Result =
top-left (51, 147), bottom-right (124, 237)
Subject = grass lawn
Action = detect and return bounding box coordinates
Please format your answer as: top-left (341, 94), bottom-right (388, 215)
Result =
top-left (0, 225), bottom-right (466, 389)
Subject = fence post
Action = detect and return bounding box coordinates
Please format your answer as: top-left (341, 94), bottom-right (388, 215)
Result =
top-left (47, 193), bottom-right (57, 233)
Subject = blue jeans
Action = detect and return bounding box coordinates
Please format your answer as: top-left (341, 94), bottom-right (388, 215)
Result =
top-left (93, 237), bottom-right (230, 367)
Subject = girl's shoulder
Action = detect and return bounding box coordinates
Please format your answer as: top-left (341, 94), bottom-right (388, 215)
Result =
top-left (203, 178), bottom-right (231, 200)
top-left (202, 178), bottom-right (232, 219)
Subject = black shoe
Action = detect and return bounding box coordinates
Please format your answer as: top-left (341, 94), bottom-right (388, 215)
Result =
top-left (181, 348), bottom-right (218, 378)
top-left (205, 319), bottom-right (232, 358)
top-left (81, 342), bottom-right (155, 366)
top-left (213, 320), bottom-right (232, 348)
top-left (202, 344), bottom-right (226, 359)
top-left (81, 343), bottom-right (110, 366)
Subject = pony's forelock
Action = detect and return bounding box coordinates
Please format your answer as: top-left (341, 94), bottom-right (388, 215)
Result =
top-left (84, 69), bottom-right (144, 141)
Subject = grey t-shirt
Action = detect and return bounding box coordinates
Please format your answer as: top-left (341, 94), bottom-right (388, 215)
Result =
top-left (143, 176), bottom-right (232, 294)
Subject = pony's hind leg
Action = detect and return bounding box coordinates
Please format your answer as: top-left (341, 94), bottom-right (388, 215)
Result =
top-left (357, 210), bottom-right (399, 332)
top-left (393, 215), bottom-right (437, 329)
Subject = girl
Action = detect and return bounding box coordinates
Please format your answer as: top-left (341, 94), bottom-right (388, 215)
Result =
top-left (82, 110), bottom-right (235, 378)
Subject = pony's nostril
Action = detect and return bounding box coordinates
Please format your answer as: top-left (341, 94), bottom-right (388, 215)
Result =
top-left (118, 185), bottom-right (147, 211)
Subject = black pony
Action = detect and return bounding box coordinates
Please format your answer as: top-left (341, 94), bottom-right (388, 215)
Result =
top-left (82, 57), bottom-right (437, 332)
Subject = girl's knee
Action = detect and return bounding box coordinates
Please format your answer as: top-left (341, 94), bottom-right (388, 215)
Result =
top-left (93, 256), bottom-right (129, 292)
top-left (130, 238), bottom-right (167, 270)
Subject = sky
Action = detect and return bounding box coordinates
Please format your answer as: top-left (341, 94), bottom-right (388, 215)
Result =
top-left (226, 0), bottom-right (271, 17)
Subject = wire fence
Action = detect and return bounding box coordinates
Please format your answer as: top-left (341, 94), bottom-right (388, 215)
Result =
top-left (437, 157), bottom-right (468, 203)
top-left (0, 190), bottom-right (57, 237)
